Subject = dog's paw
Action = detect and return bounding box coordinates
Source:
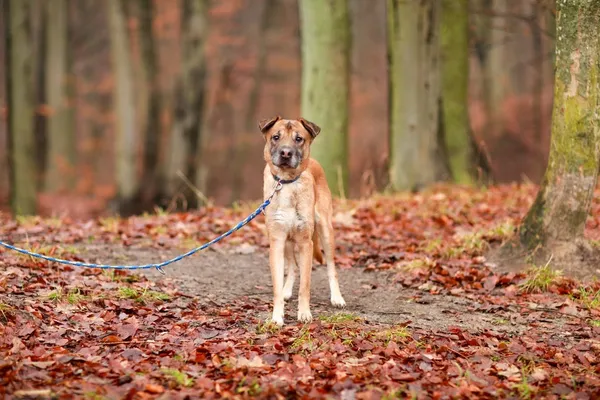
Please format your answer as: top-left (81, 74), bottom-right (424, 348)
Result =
top-left (283, 286), bottom-right (293, 301)
top-left (270, 314), bottom-right (284, 326)
top-left (297, 309), bottom-right (313, 323)
top-left (330, 294), bottom-right (346, 308)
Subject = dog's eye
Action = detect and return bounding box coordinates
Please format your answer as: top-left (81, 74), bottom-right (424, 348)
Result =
top-left (295, 136), bottom-right (303, 143)
top-left (272, 135), bottom-right (280, 141)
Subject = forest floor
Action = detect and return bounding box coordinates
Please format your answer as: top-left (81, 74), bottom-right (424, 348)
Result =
top-left (2, 183), bottom-right (600, 399)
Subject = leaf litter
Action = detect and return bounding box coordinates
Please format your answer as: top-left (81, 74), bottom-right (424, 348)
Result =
top-left (2, 183), bottom-right (600, 398)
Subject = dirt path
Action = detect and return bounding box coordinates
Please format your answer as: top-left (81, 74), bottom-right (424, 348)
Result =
top-left (78, 244), bottom-right (572, 337)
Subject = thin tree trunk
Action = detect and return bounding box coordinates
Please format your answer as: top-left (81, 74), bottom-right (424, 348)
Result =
top-left (4, 0), bottom-right (37, 215)
top-left (229, 0), bottom-right (274, 202)
top-left (441, 0), bottom-right (472, 185)
top-left (300, 0), bottom-right (350, 197)
top-left (44, 0), bottom-right (75, 193)
top-left (138, 0), bottom-right (163, 210)
top-left (108, 0), bottom-right (138, 213)
top-left (519, 1), bottom-right (600, 254)
top-left (486, 0), bottom-right (506, 137)
top-left (169, 0), bottom-right (208, 206)
top-left (388, 0), bottom-right (449, 191)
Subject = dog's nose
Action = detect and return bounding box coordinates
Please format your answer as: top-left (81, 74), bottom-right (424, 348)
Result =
top-left (280, 148), bottom-right (292, 159)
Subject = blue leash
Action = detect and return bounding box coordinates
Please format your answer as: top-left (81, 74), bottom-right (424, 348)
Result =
top-left (0, 181), bottom-right (284, 275)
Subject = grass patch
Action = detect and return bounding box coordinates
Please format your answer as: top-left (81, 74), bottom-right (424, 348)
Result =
top-left (102, 270), bottom-right (140, 283)
top-left (99, 216), bottom-right (121, 234)
top-left (512, 374), bottom-right (534, 400)
top-left (519, 257), bottom-right (561, 293)
top-left (47, 287), bottom-right (86, 304)
top-left (290, 327), bottom-right (314, 353)
top-left (117, 287), bottom-right (170, 303)
top-left (319, 312), bottom-right (359, 324)
top-left (236, 378), bottom-right (262, 396)
top-left (370, 326), bottom-right (411, 345)
top-left (161, 368), bottom-right (193, 388)
top-left (572, 287), bottom-right (600, 309)
top-left (397, 258), bottom-right (435, 272)
top-left (0, 301), bottom-right (14, 321)
top-left (492, 318), bottom-right (510, 325)
top-left (256, 320), bottom-right (281, 334)
top-left (589, 320), bottom-right (600, 327)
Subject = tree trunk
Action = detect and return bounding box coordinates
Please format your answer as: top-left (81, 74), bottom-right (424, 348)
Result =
top-left (441, 0), bottom-right (472, 185)
top-left (388, 0), bottom-right (449, 191)
top-left (44, 0), bottom-right (76, 193)
top-left (4, 0), bottom-right (37, 215)
top-left (168, 0), bottom-right (208, 207)
top-left (137, 0), bottom-right (164, 210)
top-left (299, 0), bottom-right (350, 197)
top-left (108, 0), bottom-right (138, 213)
top-left (517, 1), bottom-right (600, 266)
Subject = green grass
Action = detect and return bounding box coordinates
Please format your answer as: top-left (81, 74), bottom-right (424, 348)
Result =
top-left (117, 287), bottom-right (170, 303)
top-left (47, 287), bottom-right (86, 304)
top-left (319, 312), bottom-right (359, 324)
top-left (236, 378), bottom-right (262, 396)
top-left (370, 326), bottom-right (411, 345)
top-left (589, 320), bottom-right (600, 327)
top-left (397, 258), bottom-right (435, 272)
top-left (512, 374), bottom-right (534, 400)
top-left (161, 368), bottom-right (193, 387)
top-left (519, 257), bottom-right (561, 293)
top-left (291, 327), bottom-right (314, 352)
top-left (0, 301), bottom-right (13, 321)
top-left (572, 287), bottom-right (600, 309)
top-left (256, 320), bottom-right (281, 334)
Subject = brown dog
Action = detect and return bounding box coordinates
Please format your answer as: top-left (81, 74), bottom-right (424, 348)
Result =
top-left (259, 116), bottom-right (346, 325)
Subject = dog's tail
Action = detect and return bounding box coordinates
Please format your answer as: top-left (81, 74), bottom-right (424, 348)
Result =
top-left (312, 227), bottom-right (325, 264)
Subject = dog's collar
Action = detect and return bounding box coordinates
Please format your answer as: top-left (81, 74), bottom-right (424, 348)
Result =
top-left (273, 173), bottom-right (302, 185)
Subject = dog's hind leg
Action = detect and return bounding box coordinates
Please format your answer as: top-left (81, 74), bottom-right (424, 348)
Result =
top-left (283, 241), bottom-right (296, 301)
top-left (316, 213), bottom-right (346, 308)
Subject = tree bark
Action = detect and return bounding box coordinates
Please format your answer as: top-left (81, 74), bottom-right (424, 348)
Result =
top-left (519, 0), bottom-right (600, 249)
top-left (4, 0), bottom-right (37, 215)
top-left (300, 0), bottom-right (350, 197)
top-left (108, 0), bottom-right (138, 212)
top-left (137, 0), bottom-right (164, 210)
top-left (441, 0), bottom-right (472, 185)
top-left (388, 0), bottom-right (449, 191)
top-left (44, 0), bottom-right (76, 194)
top-left (168, 0), bottom-right (208, 206)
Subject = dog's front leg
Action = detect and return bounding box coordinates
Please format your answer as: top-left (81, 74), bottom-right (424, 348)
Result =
top-left (295, 234), bottom-right (314, 323)
top-left (269, 234), bottom-right (286, 326)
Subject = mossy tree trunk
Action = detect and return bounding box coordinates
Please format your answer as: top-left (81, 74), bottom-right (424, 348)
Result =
top-left (108, 0), bottom-right (138, 213)
top-left (168, 0), bottom-right (208, 206)
top-left (300, 0), bottom-right (350, 197)
top-left (44, 0), bottom-right (76, 193)
top-left (387, 0), bottom-right (450, 191)
top-left (441, 0), bottom-right (473, 185)
top-left (4, 0), bottom-right (37, 215)
top-left (519, 1), bottom-right (600, 251)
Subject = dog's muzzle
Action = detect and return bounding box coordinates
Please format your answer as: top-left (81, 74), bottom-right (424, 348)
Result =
top-left (272, 146), bottom-right (301, 169)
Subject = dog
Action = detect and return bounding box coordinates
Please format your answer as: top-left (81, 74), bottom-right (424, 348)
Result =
top-left (259, 116), bottom-right (346, 326)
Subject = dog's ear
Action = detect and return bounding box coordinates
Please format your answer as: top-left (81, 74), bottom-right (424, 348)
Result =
top-left (299, 118), bottom-right (321, 138)
top-left (258, 116), bottom-right (281, 133)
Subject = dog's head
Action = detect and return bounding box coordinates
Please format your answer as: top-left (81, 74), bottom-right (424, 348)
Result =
top-left (259, 116), bottom-right (321, 171)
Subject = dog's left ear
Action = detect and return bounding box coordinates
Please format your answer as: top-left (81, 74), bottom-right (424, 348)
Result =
top-left (299, 118), bottom-right (321, 138)
top-left (258, 116), bottom-right (281, 133)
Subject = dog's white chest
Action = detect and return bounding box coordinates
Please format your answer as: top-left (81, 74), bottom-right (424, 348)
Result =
top-left (269, 189), bottom-right (306, 231)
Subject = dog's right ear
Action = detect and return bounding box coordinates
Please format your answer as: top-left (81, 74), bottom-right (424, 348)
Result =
top-left (258, 116), bottom-right (281, 133)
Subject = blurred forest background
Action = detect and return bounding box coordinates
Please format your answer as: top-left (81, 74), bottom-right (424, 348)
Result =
top-left (0, 0), bottom-right (555, 218)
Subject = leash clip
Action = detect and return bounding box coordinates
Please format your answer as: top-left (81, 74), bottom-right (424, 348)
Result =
top-left (262, 181), bottom-right (283, 215)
